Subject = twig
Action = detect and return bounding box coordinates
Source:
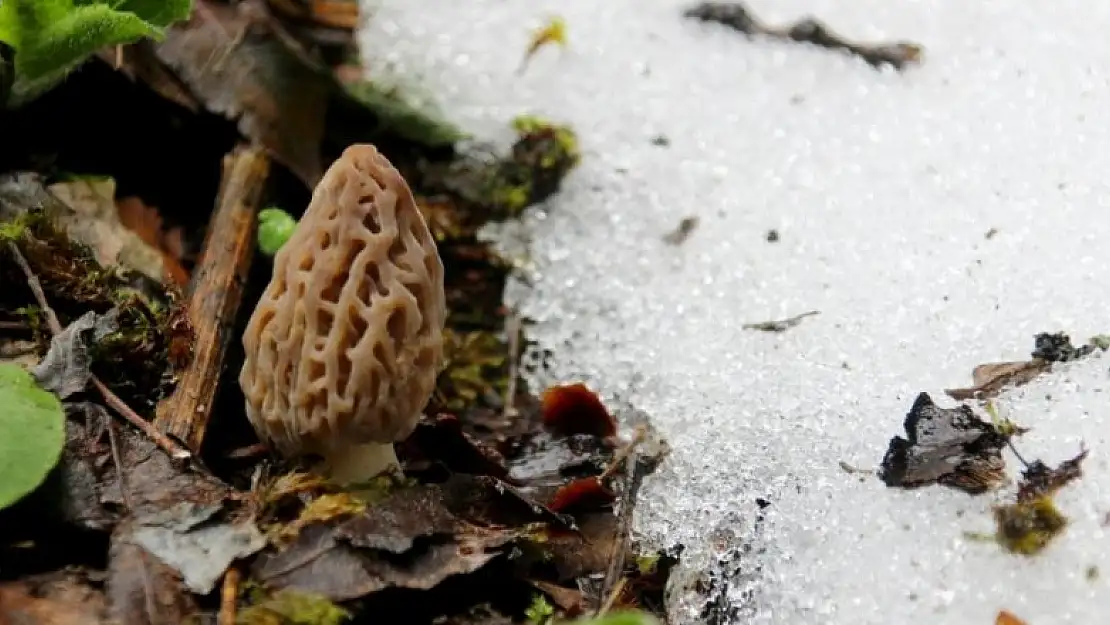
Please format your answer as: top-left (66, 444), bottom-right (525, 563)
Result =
top-left (502, 312), bottom-right (523, 419)
top-left (218, 566), bottom-right (242, 625)
top-left (227, 441), bottom-right (270, 459)
top-left (742, 310), bottom-right (819, 333)
top-left (7, 241), bottom-right (191, 461)
top-left (597, 448), bottom-right (650, 616)
top-left (0, 320), bottom-right (27, 330)
top-left (106, 417), bottom-right (159, 624)
top-left (597, 577), bottom-right (628, 617)
top-left (599, 425), bottom-right (647, 482)
top-left (154, 144), bottom-right (270, 452)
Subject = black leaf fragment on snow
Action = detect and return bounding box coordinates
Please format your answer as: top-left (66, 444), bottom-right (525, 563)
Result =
top-left (879, 392), bottom-right (1010, 494)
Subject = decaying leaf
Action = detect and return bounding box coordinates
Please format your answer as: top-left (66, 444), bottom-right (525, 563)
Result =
top-left (129, 501), bottom-right (267, 594)
top-left (151, 0), bottom-right (332, 186)
top-left (996, 610), bottom-right (1028, 625)
top-left (1016, 448), bottom-right (1088, 503)
top-left (32, 309), bottom-right (119, 399)
top-left (1031, 331), bottom-right (1100, 362)
top-left (107, 520), bottom-right (200, 625)
top-left (402, 413), bottom-right (510, 480)
top-left (0, 570), bottom-right (109, 625)
top-left (946, 331), bottom-right (1108, 401)
top-left (879, 392), bottom-right (1010, 494)
top-left (541, 383), bottom-right (618, 439)
top-left (945, 360), bottom-right (1050, 401)
top-left (115, 195), bottom-right (189, 286)
top-left (47, 177), bottom-right (172, 284)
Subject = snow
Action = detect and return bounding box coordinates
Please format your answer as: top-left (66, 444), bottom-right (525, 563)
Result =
top-left (358, 1), bottom-right (1110, 623)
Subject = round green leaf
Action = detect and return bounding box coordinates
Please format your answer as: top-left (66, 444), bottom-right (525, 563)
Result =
top-left (257, 207), bottom-right (297, 256)
top-left (0, 362), bottom-right (65, 510)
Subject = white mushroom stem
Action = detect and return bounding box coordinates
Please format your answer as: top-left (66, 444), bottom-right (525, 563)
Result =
top-left (321, 441), bottom-right (401, 487)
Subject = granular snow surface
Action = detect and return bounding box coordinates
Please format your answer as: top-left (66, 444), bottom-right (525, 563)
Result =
top-left (359, 1), bottom-right (1110, 623)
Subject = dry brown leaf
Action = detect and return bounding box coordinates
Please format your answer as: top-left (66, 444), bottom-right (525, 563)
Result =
top-left (152, 0), bottom-right (332, 187)
top-left (996, 609), bottom-right (1028, 625)
top-left (0, 571), bottom-right (109, 625)
top-left (47, 178), bottom-right (170, 284)
top-left (116, 196), bottom-right (189, 286)
top-left (945, 359), bottom-right (1050, 401)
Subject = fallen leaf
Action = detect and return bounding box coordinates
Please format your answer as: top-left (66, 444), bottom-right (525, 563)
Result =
top-left (945, 360), bottom-right (1050, 401)
top-left (252, 519), bottom-right (514, 602)
top-left (547, 476), bottom-right (615, 515)
top-left (47, 177), bottom-right (170, 284)
top-left (402, 413), bottom-right (510, 480)
top-left (0, 570), bottom-right (109, 625)
top-left (152, 0), bottom-right (332, 186)
top-left (1017, 448), bottom-right (1089, 504)
top-left (1031, 331), bottom-right (1099, 362)
top-left (996, 610), bottom-right (1028, 625)
top-left (129, 501), bottom-right (267, 594)
top-left (879, 392), bottom-right (1010, 494)
top-left (542, 383), bottom-right (618, 439)
top-left (107, 520), bottom-right (200, 625)
top-left (32, 309), bottom-right (120, 399)
top-left (115, 195), bottom-right (189, 286)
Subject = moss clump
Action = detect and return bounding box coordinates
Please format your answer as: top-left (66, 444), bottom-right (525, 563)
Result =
top-left (237, 589), bottom-right (350, 625)
top-left (432, 329), bottom-right (509, 413)
top-left (0, 203), bottom-right (193, 411)
top-left (489, 116), bottom-right (581, 217)
top-left (993, 496), bottom-right (1068, 555)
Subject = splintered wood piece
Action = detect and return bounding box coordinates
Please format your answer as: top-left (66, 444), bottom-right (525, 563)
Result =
top-left (154, 144), bottom-right (270, 452)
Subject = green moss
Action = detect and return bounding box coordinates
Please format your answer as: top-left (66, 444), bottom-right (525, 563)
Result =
top-left (994, 496), bottom-right (1068, 555)
top-left (236, 589), bottom-right (350, 625)
top-left (485, 116), bottom-right (581, 218)
top-left (0, 204), bottom-right (193, 411)
top-left (636, 552), bottom-right (661, 575)
top-left (525, 593), bottom-right (555, 624)
top-left (433, 329), bottom-right (509, 413)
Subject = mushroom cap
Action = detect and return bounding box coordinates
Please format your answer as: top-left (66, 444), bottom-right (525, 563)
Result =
top-left (239, 144), bottom-right (446, 457)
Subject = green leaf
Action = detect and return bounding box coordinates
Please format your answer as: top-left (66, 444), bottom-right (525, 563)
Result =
top-left (0, 0), bottom-right (194, 107)
top-left (257, 207), bottom-right (297, 256)
top-left (0, 363), bottom-right (66, 511)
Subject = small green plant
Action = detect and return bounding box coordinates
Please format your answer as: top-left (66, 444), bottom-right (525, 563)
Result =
top-left (525, 594), bottom-right (555, 624)
top-left (257, 207), bottom-right (297, 256)
top-left (0, 363), bottom-right (66, 511)
top-left (0, 0), bottom-right (194, 107)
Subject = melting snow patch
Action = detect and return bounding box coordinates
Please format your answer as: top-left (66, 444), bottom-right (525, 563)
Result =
top-left (360, 0), bottom-right (1110, 622)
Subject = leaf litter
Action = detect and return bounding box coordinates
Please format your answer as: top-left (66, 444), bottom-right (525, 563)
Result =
top-left (877, 330), bottom-right (1099, 565)
top-left (0, 3), bottom-right (676, 624)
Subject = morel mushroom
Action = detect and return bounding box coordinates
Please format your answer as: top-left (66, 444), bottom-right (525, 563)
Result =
top-left (239, 144), bottom-right (446, 487)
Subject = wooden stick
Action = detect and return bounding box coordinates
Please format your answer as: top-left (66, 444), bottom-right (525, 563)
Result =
top-left (154, 144), bottom-right (270, 452)
top-left (218, 566), bottom-right (242, 625)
